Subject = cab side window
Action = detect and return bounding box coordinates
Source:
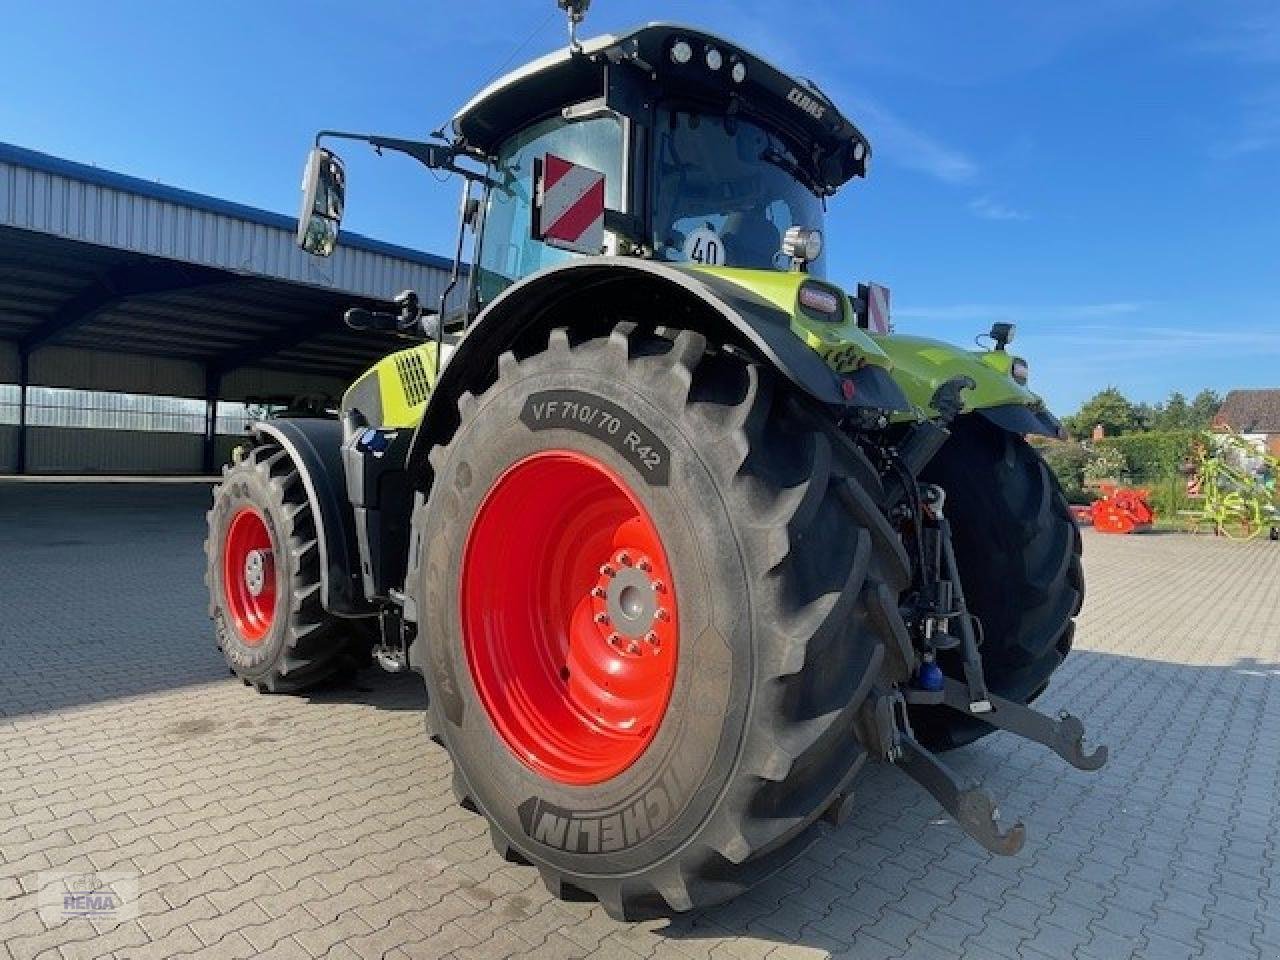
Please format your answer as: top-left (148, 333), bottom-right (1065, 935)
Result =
top-left (475, 115), bottom-right (622, 305)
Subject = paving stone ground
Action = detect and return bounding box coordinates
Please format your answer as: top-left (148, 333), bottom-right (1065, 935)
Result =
top-left (0, 481), bottom-right (1277, 960)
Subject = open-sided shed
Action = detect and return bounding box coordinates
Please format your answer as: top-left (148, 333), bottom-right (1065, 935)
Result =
top-left (0, 142), bottom-right (452, 474)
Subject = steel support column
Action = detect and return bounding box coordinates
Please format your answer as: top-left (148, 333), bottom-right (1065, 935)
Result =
top-left (15, 348), bottom-right (29, 475)
top-left (202, 366), bottom-right (221, 475)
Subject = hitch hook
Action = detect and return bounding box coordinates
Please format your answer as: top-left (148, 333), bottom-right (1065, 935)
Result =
top-left (897, 734), bottom-right (1026, 856)
top-left (941, 678), bottom-right (1107, 771)
top-left (868, 689), bottom-right (1026, 856)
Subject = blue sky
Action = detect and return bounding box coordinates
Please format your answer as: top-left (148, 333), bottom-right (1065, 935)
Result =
top-left (2, 0), bottom-right (1277, 413)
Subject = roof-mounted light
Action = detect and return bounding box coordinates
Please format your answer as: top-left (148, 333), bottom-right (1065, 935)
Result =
top-left (670, 38), bottom-right (693, 64)
top-left (705, 46), bottom-right (723, 70)
top-left (782, 226), bottom-right (823, 267)
top-left (989, 321), bottom-right (1016, 351)
top-left (730, 59), bottom-right (747, 83)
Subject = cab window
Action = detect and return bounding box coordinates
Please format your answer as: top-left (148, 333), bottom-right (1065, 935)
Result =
top-left (651, 107), bottom-right (826, 275)
top-left (475, 114), bottom-right (623, 305)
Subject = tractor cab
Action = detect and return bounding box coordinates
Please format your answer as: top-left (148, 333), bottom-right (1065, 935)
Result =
top-left (455, 24), bottom-right (872, 306)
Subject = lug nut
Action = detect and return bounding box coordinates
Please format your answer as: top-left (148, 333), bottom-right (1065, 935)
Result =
top-left (618, 552), bottom-right (632, 566)
top-left (637, 558), bottom-right (652, 572)
top-left (599, 564), bottom-right (616, 577)
top-left (654, 607), bottom-right (670, 622)
top-left (645, 631), bottom-right (659, 644)
top-left (590, 586), bottom-right (606, 599)
top-left (627, 641), bottom-right (641, 655)
top-left (594, 612), bottom-right (609, 624)
top-left (651, 580), bottom-right (665, 593)
top-left (607, 633), bottom-right (621, 646)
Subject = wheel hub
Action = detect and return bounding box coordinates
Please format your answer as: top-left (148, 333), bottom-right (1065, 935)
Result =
top-left (243, 548), bottom-right (273, 597)
top-left (595, 552), bottom-right (665, 656)
top-left (460, 450), bottom-right (679, 785)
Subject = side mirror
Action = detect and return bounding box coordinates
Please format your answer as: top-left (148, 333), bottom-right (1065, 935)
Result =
top-left (297, 147), bottom-right (345, 257)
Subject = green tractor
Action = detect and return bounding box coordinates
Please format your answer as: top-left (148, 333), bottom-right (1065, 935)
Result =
top-left (206, 8), bottom-right (1104, 919)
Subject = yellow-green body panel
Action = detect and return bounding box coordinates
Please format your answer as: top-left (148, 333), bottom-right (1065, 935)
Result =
top-left (678, 265), bottom-right (1042, 417)
top-left (683, 265), bottom-right (892, 374)
top-left (341, 342), bottom-right (440, 429)
top-left (872, 334), bottom-right (1043, 417)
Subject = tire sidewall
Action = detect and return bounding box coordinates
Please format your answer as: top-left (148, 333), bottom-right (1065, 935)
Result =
top-left (419, 358), bottom-right (755, 877)
top-left (208, 463), bottom-right (292, 677)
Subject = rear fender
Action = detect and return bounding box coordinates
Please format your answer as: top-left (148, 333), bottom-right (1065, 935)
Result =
top-left (408, 258), bottom-right (908, 486)
top-left (247, 419), bottom-right (371, 616)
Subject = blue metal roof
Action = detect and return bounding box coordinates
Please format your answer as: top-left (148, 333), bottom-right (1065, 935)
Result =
top-left (0, 141), bottom-right (453, 272)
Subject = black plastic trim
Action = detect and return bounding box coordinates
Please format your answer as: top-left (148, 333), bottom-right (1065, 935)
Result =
top-left (843, 363), bottom-right (910, 412)
top-left (341, 368), bottom-right (382, 427)
top-left (341, 428), bottom-right (415, 600)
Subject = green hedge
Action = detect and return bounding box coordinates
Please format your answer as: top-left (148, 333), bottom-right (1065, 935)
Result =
top-left (1034, 430), bottom-right (1207, 515)
top-left (1095, 430), bottom-right (1205, 480)
top-left (1096, 430), bottom-right (1206, 519)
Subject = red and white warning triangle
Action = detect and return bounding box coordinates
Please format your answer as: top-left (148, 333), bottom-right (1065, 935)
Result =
top-left (535, 154), bottom-right (605, 255)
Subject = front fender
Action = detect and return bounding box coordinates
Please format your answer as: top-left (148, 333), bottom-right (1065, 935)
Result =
top-left (409, 258), bottom-right (909, 486)
top-left (975, 403), bottom-right (1064, 439)
top-left (248, 419), bottom-right (369, 615)
top-left (874, 334), bottom-right (1059, 435)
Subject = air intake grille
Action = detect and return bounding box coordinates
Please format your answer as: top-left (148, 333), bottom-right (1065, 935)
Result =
top-left (394, 351), bottom-right (432, 406)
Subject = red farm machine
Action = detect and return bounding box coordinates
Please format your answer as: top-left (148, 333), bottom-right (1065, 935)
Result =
top-left (1080, 484), bottom-right (1156, 534)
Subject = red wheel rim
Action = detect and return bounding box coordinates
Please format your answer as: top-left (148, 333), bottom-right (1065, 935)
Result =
top-left (222, 507), bottom-right (278, 645)
top-left (461, 451), bottom-right (679, 786)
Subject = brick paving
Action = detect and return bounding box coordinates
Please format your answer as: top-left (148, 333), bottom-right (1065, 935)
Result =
top-left (0, 481), bottom-right (1277, 960)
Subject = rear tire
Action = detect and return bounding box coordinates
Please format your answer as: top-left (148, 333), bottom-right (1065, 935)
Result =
top-left (410, 324), bottom-right (910, 918)
top-left (909, 416), bottom-right (1084, 750)
top-left (206, 442), bottom-right (373, 693)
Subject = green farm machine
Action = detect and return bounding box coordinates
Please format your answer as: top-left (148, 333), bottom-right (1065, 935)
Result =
top-left (207, 6), bottom-right (1105, 918)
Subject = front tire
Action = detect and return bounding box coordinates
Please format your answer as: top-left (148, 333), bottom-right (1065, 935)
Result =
top-left (206, 442), bottom-right (372, 693)
top-left (910, 416), bottom-right (1084, 750)
top-left (411, 324), bottom-right (909, 918)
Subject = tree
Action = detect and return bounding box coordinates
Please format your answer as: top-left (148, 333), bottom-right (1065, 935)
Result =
top-left (1133, 401), bottom-right (1157, 432)
top-left (1189, 389), bottom-right (1222, 430)
top-left (1153, 391), bottom-right (1190, 430)
top-left (1063, 387), bottom-right (1140, 438)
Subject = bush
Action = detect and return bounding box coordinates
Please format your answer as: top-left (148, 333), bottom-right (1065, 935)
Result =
top-left (1038, 440), bottom-right (1091, 502)
top-left (1095, 430), bottom-right (1204, 482)
top-left (1084, 446), bottom-right (1129, 485)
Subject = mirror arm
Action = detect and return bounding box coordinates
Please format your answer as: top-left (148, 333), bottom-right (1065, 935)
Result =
top-left (315, 130), bottom-right (493, 185)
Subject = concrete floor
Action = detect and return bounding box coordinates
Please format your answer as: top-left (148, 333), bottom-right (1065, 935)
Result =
top-left (0, 482), bottom-right (1277, 960)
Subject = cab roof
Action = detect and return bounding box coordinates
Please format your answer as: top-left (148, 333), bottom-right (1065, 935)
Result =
top-left (451, 23), bottom-right (871, 193)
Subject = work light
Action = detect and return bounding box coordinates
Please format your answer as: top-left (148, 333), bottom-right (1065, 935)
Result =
top-left (782, 226), bottom-right (823, 263)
